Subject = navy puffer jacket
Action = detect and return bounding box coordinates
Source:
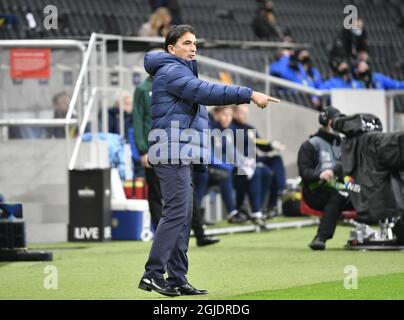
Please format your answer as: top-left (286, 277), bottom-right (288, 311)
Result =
top-left (144, 51), bottom-right (253, 164)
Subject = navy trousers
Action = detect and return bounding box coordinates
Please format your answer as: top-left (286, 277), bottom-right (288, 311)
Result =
top-left (143, 163), bottom-right (193, 286)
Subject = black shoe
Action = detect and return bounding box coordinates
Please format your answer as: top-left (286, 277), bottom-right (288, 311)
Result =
top-left (138, 277), bottom-right (181, 297)
top-left (197, 236), bottom-right (220, 247)
top-left (309, 236), bottom-right (326, 250)
top-left (228, 212), bottom-right (248, 224)
top-left (265, 208), bottom-right (278, 219)
top-left (173, 283), bottom-right (208, 296)
top-left (203, 220), bottom-right (216, 226)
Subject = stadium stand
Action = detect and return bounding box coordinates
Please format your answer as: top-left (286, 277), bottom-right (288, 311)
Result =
top-left (1, 1), bottom-right (402, 84)
top-left (1, 0), bottom-right (404, 108)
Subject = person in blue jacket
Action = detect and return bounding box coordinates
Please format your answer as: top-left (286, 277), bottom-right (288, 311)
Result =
top-left (138, 24), bottom-right (280, 297)
top-left (296, 49), bottom-right (323, 89)
top-left (269, 49), bottom-right (292, 78)
top-left (270, 49), bottom-right (323, 108)
top-left (270, 49), bottom-right (322, 88)
top-left (321, 61), bottom-right (364, 90)
top-left (354, 60), bottom-right (404, 90)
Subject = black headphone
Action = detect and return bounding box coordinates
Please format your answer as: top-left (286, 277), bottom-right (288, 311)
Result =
top-left (319, 108), bottom-right (330, 126)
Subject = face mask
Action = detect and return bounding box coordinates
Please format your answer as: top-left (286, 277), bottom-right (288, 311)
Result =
top-left (338, 68), bottom-right (349, 77)
top-left (289, 57), bottom-right (299, 70)
top-left (351, 28), bottom-right (362, 37)
top-left (300, 56), bottom-right (311, 65)
top-left (357, 70), bottom-right (371, 80)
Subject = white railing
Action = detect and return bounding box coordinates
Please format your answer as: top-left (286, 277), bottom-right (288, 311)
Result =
top-left (0, 118), bottom-right (78, 127)
top-left (0, 39), bottom-right (85, 50)
top-left (0, 38), bottom-right (86, 157)
top-left (196, 54), bottom-right (329, 97)
top-left (68, 87), bottom-right (122, 170)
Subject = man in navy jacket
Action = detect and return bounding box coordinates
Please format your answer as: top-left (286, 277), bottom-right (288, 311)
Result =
top-left (138, 24), bottom-right (279, 297)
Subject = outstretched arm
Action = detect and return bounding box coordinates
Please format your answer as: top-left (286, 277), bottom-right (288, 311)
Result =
top-left (166, 65), bottom-right (279, 109)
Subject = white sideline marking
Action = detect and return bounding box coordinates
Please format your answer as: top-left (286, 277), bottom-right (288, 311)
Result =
top-left (193, 219), bottom-right (320, 236)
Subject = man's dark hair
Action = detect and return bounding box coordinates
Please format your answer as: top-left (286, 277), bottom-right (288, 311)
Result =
top-left (52, 91), bottom-right (69, 106)
top-left (164, 24), bottom-right (195, 52)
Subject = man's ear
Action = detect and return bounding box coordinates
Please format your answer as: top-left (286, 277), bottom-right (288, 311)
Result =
top-left (167, 44), bottom-right (175, 54)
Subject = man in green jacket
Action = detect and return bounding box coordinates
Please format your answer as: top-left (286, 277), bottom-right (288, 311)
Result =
top-left (132, 76), bottom-right (220, 247)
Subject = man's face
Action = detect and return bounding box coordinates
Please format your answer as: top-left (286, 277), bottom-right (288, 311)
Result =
top-left (122, 94), bottom-right (132, 113)
top-left (357, 50), bottom-right (369, 62)
top-left (168, 32), bottom-right (197, 61)
top-left (298, 50), bottom-right (310, 64)
top-left (233, 105), bottom-right (249, 125)
top-left (337, 62), bottom-right (350, 79)
top-left (215, 108), bottom-right (233, 129)
top-left (55, 95), bottom-right (70, 114)
top-left (338, 62), bottom-right (348, 73)
top-left (357, 61), bottom-right (369, 74)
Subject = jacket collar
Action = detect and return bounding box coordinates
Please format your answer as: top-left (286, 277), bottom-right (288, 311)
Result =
top-left (312, 128), bottom-right (341, 145)
top-left (176, 56), bottom-right (198, 76)
top-left (144, 51), bottom-right (198, 77)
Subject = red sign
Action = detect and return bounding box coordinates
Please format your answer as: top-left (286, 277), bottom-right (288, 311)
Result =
top-left (10, 48), bottom-right (51, 79)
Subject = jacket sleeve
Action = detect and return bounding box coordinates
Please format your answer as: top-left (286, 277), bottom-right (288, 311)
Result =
top-left (313, 68), bottom-right (323, 89)
top-left (376, 73), bottom-right (404, 90)
top-left (165, 64), bottom-right (253, 106)
top-left (297, 141), bottom-right (320, 183)
top-left (320, 79), bottom-right (331, 90)
top-left (132, 86), bottom-right (148, 155)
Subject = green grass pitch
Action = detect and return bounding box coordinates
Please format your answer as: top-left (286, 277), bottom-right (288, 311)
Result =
top-left (1, 223), bottom-right (404, 300)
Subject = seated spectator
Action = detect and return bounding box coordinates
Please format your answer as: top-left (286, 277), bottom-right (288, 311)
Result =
top-left (329, 18), bottom-right (369, 72)
top-left (108, 91), bottom-right (133, 139)
top-left (270, 49), bottom-right (322, 87)
top-left (138, 7), bottom-right (172, 37)
top-left (232, 104), bottom-right (287, 217)
top-left (321, 61), bottom-right (363, 90)
top-left (270, 49), bottom-right (323, 108)
top-left (297, 49), bottom-right (324, 109)
top-left (252, 1), bottom-right (287, 41)
top-left (354, 61), bottom-right (404, 90)
top-left (269, 48), bottom-right (292, 77)
top-left (149, 0), bottom-right (182, 25)
top-left (8, 125), bottom-right (47, 139)
top-left (8, 92), bottom-right (69, 140)
top-left (48, 91), bottom-right (71, 138)
top-left (297, 50), bottom-right (323, 89)
top-left (208, 106), bottom-right (268, 223)
top-left (209, 106), bottom-right (247, 223)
